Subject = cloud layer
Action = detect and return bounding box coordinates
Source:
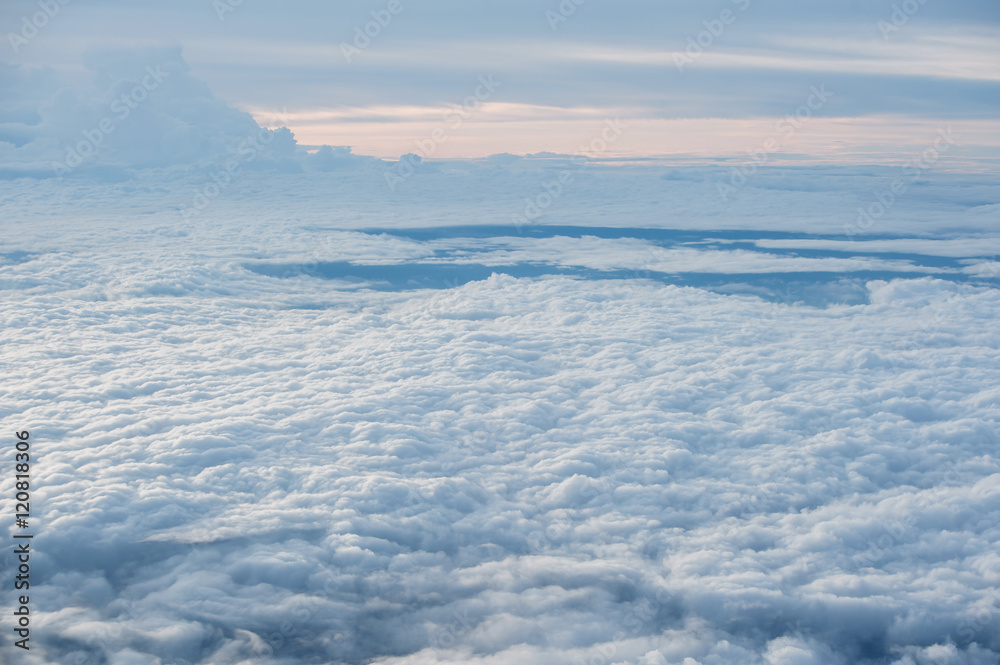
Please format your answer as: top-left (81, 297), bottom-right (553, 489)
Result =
top-left (1, 27), bottom-right (998, 665)
top-left (2, 166), bottom-right (999, 663)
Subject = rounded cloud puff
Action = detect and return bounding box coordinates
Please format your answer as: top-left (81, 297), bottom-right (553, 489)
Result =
top-left (2, 194), bottom-right (999, 663)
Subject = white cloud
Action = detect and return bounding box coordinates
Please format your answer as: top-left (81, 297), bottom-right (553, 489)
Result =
top-left (0, 48), bottom-right (383, 180)
top-left (2, 166), bottom-right (999, 662)
top-left (1, 47), bottom-right (998, 662)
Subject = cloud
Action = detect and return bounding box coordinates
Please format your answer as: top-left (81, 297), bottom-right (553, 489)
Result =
top-left (1, 18), bottom-right (999, 661)
top-left (4, 1), bottom-right (998, 158)
top-left (0, 47), bottom-right (382, 180)
top-left (2, 163), bottom-right (1000, 662)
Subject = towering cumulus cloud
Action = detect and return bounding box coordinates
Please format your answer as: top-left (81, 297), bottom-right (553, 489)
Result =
top-left (0, 47), bottom-right (379, 181)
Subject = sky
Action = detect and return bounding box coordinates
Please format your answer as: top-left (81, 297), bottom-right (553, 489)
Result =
top-left (2, 3), bottom-right (1000, 664)
top-left (2, 0), bottom-right (998, 159)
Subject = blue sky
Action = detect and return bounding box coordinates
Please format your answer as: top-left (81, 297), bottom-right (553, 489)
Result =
top-left (2, 0), bottom-right (998, 157)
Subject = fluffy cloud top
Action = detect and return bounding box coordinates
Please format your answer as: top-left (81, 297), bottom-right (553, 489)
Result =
top-left (0, 47), bottom-right (383, 179)
top-left (1, 168), bottom-right (999, 663)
